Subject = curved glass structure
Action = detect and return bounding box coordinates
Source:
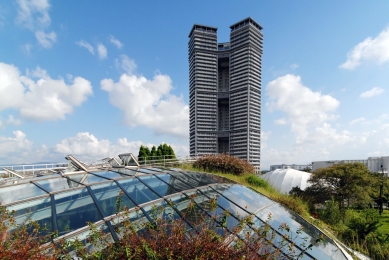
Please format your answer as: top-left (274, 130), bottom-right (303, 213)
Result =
top-left (0, 167), bottom-right (350, 259)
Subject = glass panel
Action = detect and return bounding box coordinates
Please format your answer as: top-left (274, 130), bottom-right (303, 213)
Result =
top-left (65, 223), bottom-right (113, 256)
top-left (112, 168), bottom-right (138, 176)
top-left (256, 204), bottom-right (346, 260)
top-left (66, 173), bottom-right (108, 185)
top-left (117, 178), bottom-right (159, 205)
top-left (35, 178), bottom-right (81, 192)
top-left (194, 189), bottom-right (235, 235)
top-left (138, 168), bottom-right (156, 174)
top-left (54, 188), bottom-right (102, 236)
top-left (178, 171), bottom-right (218, 186)
top-left (0, 183), bottom-right (47, 204)
top-left (142, 198), bottom-right (182, 222)
top-left (216, 185), bottom-right (274, 214)
top-left (110, 209), bottom-right (149, 238)
top-left (154, 173), bottom-right (194, 192)
top-left (148, 168), bottom-right (164, 172)
top-left (7, 196), bottom-right (52, 234)
top-left (91, 171), bottom-right (127, 180)
top-left (137, 175), bottom-right (179, 197)
top-left (90, 182), bottom-right (136, 217)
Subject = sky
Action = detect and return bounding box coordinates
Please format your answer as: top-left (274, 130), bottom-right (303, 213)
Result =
top-left (0, 1), bottom-right (389, 169)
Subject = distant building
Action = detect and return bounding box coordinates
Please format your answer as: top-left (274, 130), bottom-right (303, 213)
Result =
top-left (188, 17), bottom-right (263, 172)
top-left (269, 164), bottom-right (311, 172)
top-left (312, 156), bottom-right (389, 174)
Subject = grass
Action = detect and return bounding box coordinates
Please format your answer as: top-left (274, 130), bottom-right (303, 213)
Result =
top-left (179, 164), bottom-right (311, 219)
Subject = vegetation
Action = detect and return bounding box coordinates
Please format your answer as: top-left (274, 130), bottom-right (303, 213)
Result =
top-left (0, 195), bottom-right (320, 259)
top-left (287, 162), bottom-right (389, 260)
top-left (193, 154), bottom-right (255, 175)
top-left (304, 162), bottom-right (373, 210)
top-left (137, 143), bottom-right (176, 163)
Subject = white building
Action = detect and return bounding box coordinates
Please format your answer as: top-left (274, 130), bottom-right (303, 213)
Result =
top-left (269, 164), bottom-right (311, 172)
top-left (312, 156), bottom-right (389, 174)
top-left (261, 169), bottom-right (312, 194)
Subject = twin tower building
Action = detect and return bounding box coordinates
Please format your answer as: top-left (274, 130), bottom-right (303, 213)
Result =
top-left (188, 17), bottom-right (263, 171)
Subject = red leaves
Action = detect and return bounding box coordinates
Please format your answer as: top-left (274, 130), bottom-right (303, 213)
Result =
top-left (193, 154), bottom-right (255, 175)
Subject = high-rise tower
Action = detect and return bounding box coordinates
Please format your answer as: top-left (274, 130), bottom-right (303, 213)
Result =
top-left (189, 17), bottom-right (263, 171)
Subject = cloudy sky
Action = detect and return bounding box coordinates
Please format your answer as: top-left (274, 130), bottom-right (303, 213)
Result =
top-left (0, 1), bottom-right (389, 169)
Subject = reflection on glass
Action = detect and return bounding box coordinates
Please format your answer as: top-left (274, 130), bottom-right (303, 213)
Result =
top-left (0, 183), bottom-right (47, 204)
top-left (164, 173), bottom-right (197, 191)
top-left (117, 178), bottom-right (159, 205)
top-left (90, 182), bottom-right (136, 217)
top-left (35, 178), bottom-right (80, 192)
top-left (112, 168), bottom-right (138, 176)
top-left (143, 198), bottom-right (182, 222)
top-left (65, 224), bottom-right (112, 256)
top-left (216, 185), bottom-right (274, 213)
top-left (187, 189), bottom-right (233, 235)
top-left (137, 175), bottom-right (179, 197)
top-left (7, 196), bottom-right (52, 234)
top-left (66, 173), bottom-right (108, 185)
top-left (91, 171), bottom-right (127, 180)
top-left (111, 209), bottom-right (149, 238)
top-left (155, 174), bottom-right (195, 192)
top-left (54, 188), bottom-right (102, 236)
top-left (256, 204), bottom-right (346, 260)
top-left (138, 169), bottom-right (156, 174)
top-left (178, 171), bottom-right (218, 186)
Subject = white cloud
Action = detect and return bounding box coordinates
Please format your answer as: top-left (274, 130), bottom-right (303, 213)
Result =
top-left (101, 71), bottom-right (189, 138)
top-left (115, 54), bottom-right (137, 74)
top-left (290, 63), bottom-right (298, 69)
top-left (359, 87), bottom-right (385, 98)
top-left (340, 26), bottom-right (389, 69)
top-left (76, 40), bottom-right (95, 55)
top-left (0, 130), bottom-right (33, 162)
top-left (109, 35), bottom-right (123, 49)
top-left (0, 62), bottom-right (93, 121)
top-left (35, 30), bottom-right (56, 48)
top-left (54, 132), bottom-right (152, 161)
top-left (16, 0), bottom-right (51, 29)
top-left (266, 74), bottom-right (340, 143)
top-left (350, 117), bottom-right (366, 125)
top-left (6, 115), bottom-right (22, 126)
top-left (97, 43), bottom-right (107, 59)
top-left (274, 118), bottom-right (287, 125)
top-left (16, 0), bottom-right (56, 48)
top-left (23, 43), bottom-right (32, 54)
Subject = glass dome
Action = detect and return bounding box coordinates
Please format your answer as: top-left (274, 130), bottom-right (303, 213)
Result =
top-left (0, 167), bottom-right (350, 259)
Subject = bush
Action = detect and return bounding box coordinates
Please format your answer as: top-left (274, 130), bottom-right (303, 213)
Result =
top-left (320, 197), bottom-right (342, 226)
top-left (193, 154), bottom-right (255, 175)
top-left (246, 175), bottom-right (269, 188)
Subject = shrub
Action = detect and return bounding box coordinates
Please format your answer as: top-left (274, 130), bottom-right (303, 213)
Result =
top-left (246, 174), bottom-right (269, 188)
top-left (193, 154), bottom-right (255, 175)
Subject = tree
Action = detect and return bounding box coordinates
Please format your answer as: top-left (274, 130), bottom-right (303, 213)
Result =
top-left (306, 163), bottom-right (373, 211)
top-left (137, 145), bottom-right (147, 163)
top-left (150, 145), bottom-right (157, 157)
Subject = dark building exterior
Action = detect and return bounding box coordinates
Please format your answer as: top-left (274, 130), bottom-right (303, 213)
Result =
top-left (189, 17), bottom-right (263, 171)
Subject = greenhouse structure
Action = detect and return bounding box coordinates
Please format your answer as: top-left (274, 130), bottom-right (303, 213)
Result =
top-left (0, 154), bottom-right (351, 259)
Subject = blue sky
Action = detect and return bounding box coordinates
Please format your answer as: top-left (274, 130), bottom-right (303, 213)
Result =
top-left (0, 1), bottom-right (389, 169)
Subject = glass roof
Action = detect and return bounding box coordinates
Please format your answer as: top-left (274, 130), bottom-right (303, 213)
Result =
top-left (0, 167), bottom-right (349, 259)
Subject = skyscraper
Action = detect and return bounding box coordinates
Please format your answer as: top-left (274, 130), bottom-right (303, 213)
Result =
top-left (189, 17), bottom-right (263, 171)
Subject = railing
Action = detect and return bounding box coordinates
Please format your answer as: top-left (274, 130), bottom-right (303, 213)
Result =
top-left (136, 155), bottom-right (199, 168)
top-left (0, 163), bottom-right (67, 178)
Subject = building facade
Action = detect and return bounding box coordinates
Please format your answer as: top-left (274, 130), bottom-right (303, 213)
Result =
top-left (188, 17), bottom-right (263, 171)
top-left (312, 156), bottom-right (389, 175)
top-left (269, 164), bottom-right (312, 172)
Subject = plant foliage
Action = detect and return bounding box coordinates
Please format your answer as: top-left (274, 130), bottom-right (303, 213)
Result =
top-left (193, 154), bottom-right (255, 175)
